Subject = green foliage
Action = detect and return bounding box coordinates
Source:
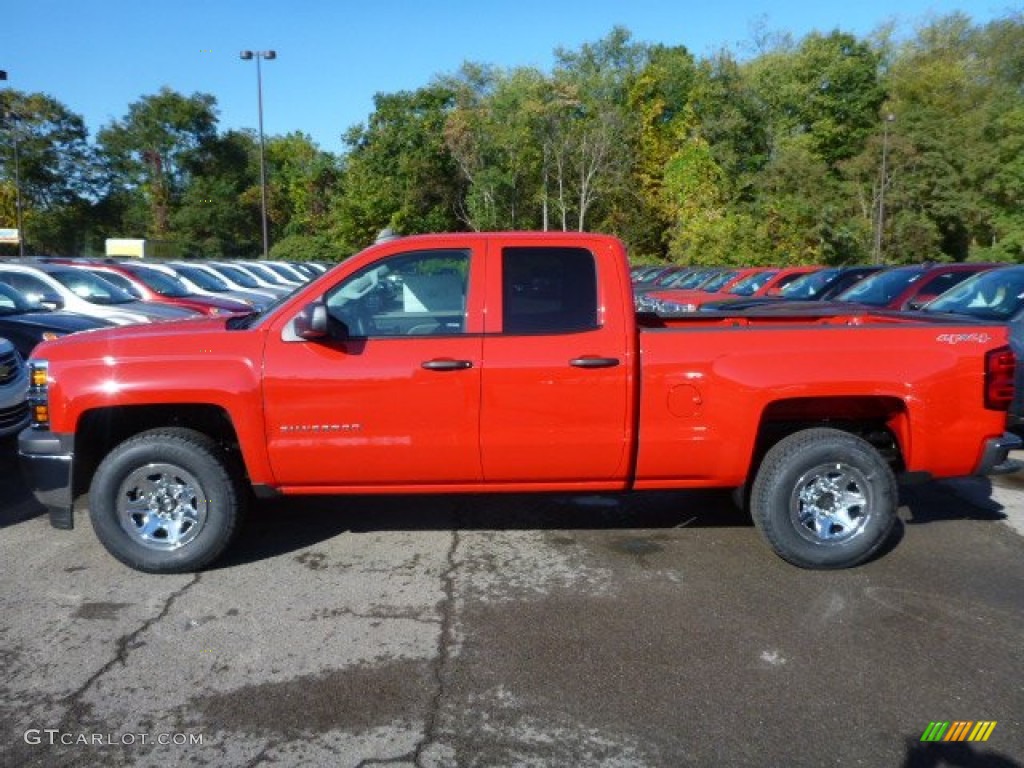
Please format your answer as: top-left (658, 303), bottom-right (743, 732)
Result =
top-left (269, 233), bottom-right (346, 264)
top-left (1, 14), bottom-right (1022, 266)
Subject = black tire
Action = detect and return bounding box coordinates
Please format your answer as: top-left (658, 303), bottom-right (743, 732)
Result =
top-left (750, 428), bottom-right (896, 569)
top-left (88, 428), bottom-right (245, 573)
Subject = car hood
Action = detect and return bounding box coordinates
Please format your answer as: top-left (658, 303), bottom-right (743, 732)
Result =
top-left (0, 310), bottom-right (113, 333)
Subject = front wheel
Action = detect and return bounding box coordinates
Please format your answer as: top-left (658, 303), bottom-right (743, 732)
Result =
top-left (750, 428), bottom-right (897, 569)
top-left (88, 428), bottom-right (245, 573)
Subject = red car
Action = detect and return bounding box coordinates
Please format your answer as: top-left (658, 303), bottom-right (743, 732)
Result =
top-left (70, 262), bottom-right (251, 317)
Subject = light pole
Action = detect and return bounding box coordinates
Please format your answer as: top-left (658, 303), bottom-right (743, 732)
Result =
top-left (0, 70), bottom-right (25, 257)
top-left (873, 112), bottom-right (896, 265)
top-left (240, 50), bottom-right (276, 259)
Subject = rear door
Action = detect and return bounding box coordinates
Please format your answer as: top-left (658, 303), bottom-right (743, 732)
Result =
top-left (479, 242), bottom-right (632, 484)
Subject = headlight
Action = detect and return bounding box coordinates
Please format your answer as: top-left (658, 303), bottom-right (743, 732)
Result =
top-left (635, 295), bottom-right (659, 311)
top-left (655, 300), bottom-right (697, 314)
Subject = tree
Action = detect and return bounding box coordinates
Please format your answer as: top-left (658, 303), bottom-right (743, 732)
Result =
top-left (97, 87), bottom-right (219, 237)
top-left (171, 130), bottom-right (260, 256)
top-left (331, 85), bottom-right (462, 250)
top-left (0, 90), bottom-right (96, 255)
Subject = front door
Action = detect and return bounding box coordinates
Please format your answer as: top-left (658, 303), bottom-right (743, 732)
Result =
top-left (263, 247), bottom-right (483, 487)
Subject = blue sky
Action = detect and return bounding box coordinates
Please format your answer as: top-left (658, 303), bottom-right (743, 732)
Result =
top-left (3, 0), bottom-right (1014, 155)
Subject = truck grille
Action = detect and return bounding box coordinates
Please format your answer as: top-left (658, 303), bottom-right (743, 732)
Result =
top-left (0, 349), bottom-right (22, 386)
top-left (0, 401), bottom-right (29, 431)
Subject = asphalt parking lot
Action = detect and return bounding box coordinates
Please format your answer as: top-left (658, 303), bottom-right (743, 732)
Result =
top-left (1, 439), bottom-right (1022, 768)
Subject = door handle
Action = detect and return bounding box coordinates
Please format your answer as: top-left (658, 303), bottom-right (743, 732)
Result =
top-left (569, 357), bottom-right (620, 369)
top-left (422, 359), bottom-right (473, 371)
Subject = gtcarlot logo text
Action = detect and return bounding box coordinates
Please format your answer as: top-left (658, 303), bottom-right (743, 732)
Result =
top-left (24, 729), bottom-right (205, 746)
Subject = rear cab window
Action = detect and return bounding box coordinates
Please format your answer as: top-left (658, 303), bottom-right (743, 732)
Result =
top-left (501, 247), bottom-right (598, 334)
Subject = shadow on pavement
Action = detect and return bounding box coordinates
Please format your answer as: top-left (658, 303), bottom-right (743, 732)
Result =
top-left (217, 489), bottom-right (751, 570)
top-left (0, 438), bottom-right (46, 529)
top-left (902, 737), bottom-right (1021, 768)
top-left (899, 477), bottom-right (1009, 525)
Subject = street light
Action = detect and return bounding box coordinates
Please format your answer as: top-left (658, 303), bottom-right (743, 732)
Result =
top-left (240, 50), bottom-right (276, 259)
top-left (873, 112), bottom-right (896, 265)
top-left (0, 70), bottom-right (25, 257)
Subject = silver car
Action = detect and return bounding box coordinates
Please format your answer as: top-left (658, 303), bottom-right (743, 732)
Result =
top-left (0, 337), bottom-right (30, 439)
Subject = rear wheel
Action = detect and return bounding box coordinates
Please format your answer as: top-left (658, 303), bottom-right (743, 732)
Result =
top-left (750, 428), bottom-right (896, 569)
top-left (88, 428), bottom-right (245, 573)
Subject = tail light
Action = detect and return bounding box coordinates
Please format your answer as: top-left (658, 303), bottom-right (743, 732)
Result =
top-left (985, 346), bottom-right (1015, 410)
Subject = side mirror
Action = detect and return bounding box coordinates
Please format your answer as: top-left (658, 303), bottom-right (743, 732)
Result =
top-left (39, 294), bottom-right (65, 311)
top-left (294, 302), bottom-right (329, 340)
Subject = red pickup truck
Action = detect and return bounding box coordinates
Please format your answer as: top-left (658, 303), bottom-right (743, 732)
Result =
top-left (17, 232), bottom-right (1022, 573)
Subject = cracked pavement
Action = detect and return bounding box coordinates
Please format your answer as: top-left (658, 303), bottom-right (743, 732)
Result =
top-left (1, 443), bottom-right (1022, 767)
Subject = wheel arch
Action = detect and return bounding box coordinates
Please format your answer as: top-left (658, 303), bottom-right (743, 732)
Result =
top-left (71, 404), bottom-right (247, 501)
top-left (751, 396), bottom-right (910, 477)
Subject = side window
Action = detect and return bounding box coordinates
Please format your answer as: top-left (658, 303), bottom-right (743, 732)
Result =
top-left (502, 247), bottom-right (598, 334)
top-left (0, 273), bottom-right (55, 303)
top-left (325, 249), bottom-right (469, 338)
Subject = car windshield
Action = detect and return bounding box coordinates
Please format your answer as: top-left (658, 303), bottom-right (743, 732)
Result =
top-left (0, 282), bottom-right (36, 314)
top-left (700, 270), bottom-right (739, 292)
top-left (836, 267), bottom-right (921, 306)
top-left (780, 268), bottom-right (840, 299)
top-left (923, 268), bottom-right (1024, 320)
top-left (93, 270), bottom-right (144, 299)
top-left (175, 265), bottom-right (229, 292)
top-left (728, 271), bottom-right (778, 296)
top-left (214, 264), bottom-right (261, 288)
top-left (128, 266), bottom-right (191, 297)
top-left (244, 263), bottom-right (289, 285)
top-left (50, 269), bottom-right (136, 305)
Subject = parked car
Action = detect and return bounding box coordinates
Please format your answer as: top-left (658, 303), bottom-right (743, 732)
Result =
top-left (69, 262), bottom-right (250, 317)
top-left (0, 336), bottom-right (29, 439)
top-left (833, 263), bottom-right (996, 311)
top-left (647, 266), bottom-right (820, 313)
top-left (699, 266), bottom-right (883, 311)
top-left (204, 262), bottom-right (293, 299)
top-left (235, 260), bottom-right (304, 290)
top-left (729, 263), bottom-right (999, 316)
top-left (921, 265), bottom-right (1024, 322)
top-left (152, 262), bottom-right (275, 311)
top-left (168, 261), bottom-right (282, 305)
top-left (0, 282), bottom-right (112, 358)
top-left (0, 263), bottom-right (197, 325)
top-left (638, 267), bottom-right (769, 312)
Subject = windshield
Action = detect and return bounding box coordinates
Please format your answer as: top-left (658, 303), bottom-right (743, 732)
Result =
top-left (94, 270), bottom-right (144, 299)
top-left (0, 282), bottom-right (35, 314)
top-left (127, 266), bottom-right (191, 297)
top-left (212, 264), bottom-right (261, 288)
top-left (244, 263), bottom-right (290, 285)
top-left (176, 265), bottom-right (229, 292)
top-left (728, 270), bottom-right (778, 296)
top-left (780, 268), bottom-right (840, 299)
top-left (700, 270), bottom-right (739, 292)
top-left (50, 269), bottom-right (136, 305)
top-left (836, 267), bottom-right (920, 306)
top-left (923, 267), bottom-right (1024, 320)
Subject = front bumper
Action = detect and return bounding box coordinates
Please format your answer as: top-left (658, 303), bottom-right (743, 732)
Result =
top-left (974, 432), bottom-right (1023, 476)
top-left (18, 428), bottom-right (75, 529)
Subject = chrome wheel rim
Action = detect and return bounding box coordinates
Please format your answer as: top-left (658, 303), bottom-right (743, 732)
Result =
top-left (790, 462), bottom-right (872, 545)
top-left (116, 463), bottom-right (208, 551)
